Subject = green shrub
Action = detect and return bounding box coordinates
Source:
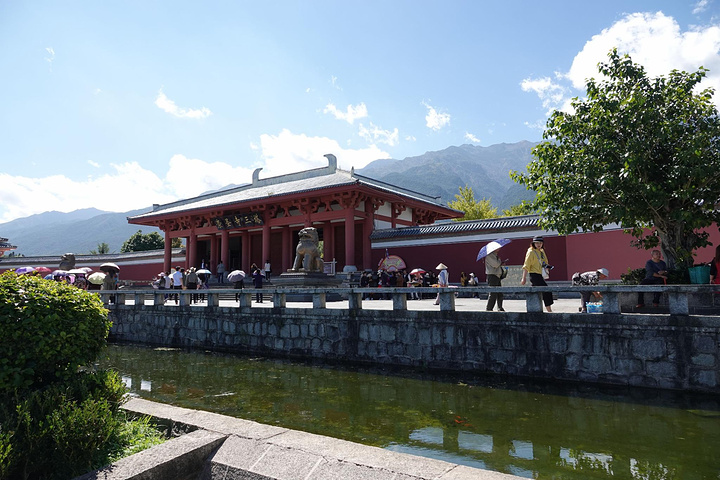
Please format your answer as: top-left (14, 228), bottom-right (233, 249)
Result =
top-left (0, 370), bottom-right (127, 479)
top-left (0, 272), bottom-right (111, 392)
top-left (0, 272), bottom-right (164, 479)
top-left (620, 267), bottom-right (689, 285)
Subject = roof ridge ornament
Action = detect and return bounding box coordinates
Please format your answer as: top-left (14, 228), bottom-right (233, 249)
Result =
top-left (323, 153), bottom-right (337, 172)
top-left (252, 167), bottom-right (263, 184)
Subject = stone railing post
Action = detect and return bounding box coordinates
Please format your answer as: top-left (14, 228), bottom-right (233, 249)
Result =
top-left (273, 292), bottom-right (286, 308)
top-left (348, 292), bottom-right (363, 310)
top-left (438, 290), bottom-right (455, 311)
top-left (525, 291), bottom-right (543, 312)
top-left (313, 292), bottom-right (326, 309)
top-left (207, 292), bottom-right (219, 307)
top-left (179, 291), bottom-right (190, 306)
top-left (668, 291), bottom-right (689, 315)
top-left (133, 292), bottom-right (145, 307)
top-left (602, 291), bottom-right (620, 314)
top-left (392, 292), bottom-right (407, 311)
top-left (154, 291), bottom-right (165, 306)
top-left (116, 292), bottom-right (126, 305)
top-left (238, 292), bottom-right (252, 307)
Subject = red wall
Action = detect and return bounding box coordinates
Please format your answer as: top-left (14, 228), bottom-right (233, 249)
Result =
top-left (373, 224), bottom-right (720, 283)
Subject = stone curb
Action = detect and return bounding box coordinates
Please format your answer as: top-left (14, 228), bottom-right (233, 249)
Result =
top-left (77, 398), bottom-right (523, 480)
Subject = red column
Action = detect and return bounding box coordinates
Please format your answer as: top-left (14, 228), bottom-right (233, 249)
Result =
top-left (282, 227), bottom-right (292, 272)
top-left (221, 230), bottom-right (229, 268)
top-left (344, 208), bottom-right (356, 271)
top-left (242, 231), bottom-right (250, 272)
top-left (323, 221), bottom-right (334, 262)
top-left (188, 231), bottom-right (197, 268)
top-left (364, 200), bottom-right (374, 270)
top-left (210, 235), bottom-right (218, 271)
top-left (163, 230), bottom-right (172, 273)
top-left (262, 216), bottom-right (270, 270)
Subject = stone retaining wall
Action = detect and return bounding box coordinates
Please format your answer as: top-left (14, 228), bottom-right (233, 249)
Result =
top-left (108, 305), bottom-right (720, 393)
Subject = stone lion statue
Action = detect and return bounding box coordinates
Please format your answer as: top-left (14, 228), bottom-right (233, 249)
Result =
top-left (59, 253), bottom-right (76, 271)
top-left (291, 227), bottom-right (324, 272)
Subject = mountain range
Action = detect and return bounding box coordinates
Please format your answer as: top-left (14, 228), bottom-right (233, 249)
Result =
top-left (0, 141), bottom-right (538, 256)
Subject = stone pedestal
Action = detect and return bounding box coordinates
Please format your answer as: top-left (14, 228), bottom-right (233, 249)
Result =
top-left (273, 272), bottom-right (343, 301)
top-left (274, 272), bottom-right (343, 288)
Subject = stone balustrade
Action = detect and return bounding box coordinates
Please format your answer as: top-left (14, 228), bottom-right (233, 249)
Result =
top-left (101, 284), bottom-right (720, 316)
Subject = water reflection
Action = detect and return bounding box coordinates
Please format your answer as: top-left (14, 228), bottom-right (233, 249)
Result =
top-left (98, 344), bottom-right (720, 479)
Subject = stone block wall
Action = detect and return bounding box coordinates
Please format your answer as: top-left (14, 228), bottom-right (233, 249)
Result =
top-left (109, 307), bottom-right (720, 393)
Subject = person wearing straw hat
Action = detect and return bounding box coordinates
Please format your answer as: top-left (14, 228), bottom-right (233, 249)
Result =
top-left (572, 268), bottom-right (609, 313)
top-left (433, 263), bottom-right (449, 305)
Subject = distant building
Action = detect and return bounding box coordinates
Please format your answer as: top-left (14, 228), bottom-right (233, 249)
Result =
top-left (0, 237), bottom-right (17, 257)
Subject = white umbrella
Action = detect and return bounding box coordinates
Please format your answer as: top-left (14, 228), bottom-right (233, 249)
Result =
top-left (476, 238), bottom-right (512, 261)
top-left (88, 272), bottom-right (106, 285)
top-left (100, 262), bottom-right (120, 272)
top-left (227, 270), bottom-right (246, 282)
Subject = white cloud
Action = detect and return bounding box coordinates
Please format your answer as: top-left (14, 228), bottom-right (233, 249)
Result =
top-left (423, 102), bottom-right (450, 131)
top-left (522, 12), bottom-right (720, 115)
top-left (0, 159), bottom-right (251, 224)
top-left (257, 129), bottom-right (389, 176)
top-left (693, 0), bottom-right (710, 14)
top-left (520, 76), bottom-right (571, 114)
top-left (358, 122), bottom-right (399, 146)
top-left (44, 47), bottom-right (54, 70)
top-left (464, 132), bottom-right (481, 143)
top-left (87, 160), bottom-right (100, 168)
top-left (323, 102), bottom-right (368, 124)
top-left (405, 135), bottom-right (417, 141)
top-left (331, 76), bottom-right (342, 91)
top-left (0, 131), bottom-right (390, 223)
top-left (154, 89), bottom-right (212, 119)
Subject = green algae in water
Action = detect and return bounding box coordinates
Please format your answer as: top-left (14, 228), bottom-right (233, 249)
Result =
top-left (98, 344), bottom-right (720, 479)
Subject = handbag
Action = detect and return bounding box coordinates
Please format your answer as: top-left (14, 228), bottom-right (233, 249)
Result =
top-left (500, 267), bottom-right (508, 280)
top-left (534, 250), bottom-right (550, 279)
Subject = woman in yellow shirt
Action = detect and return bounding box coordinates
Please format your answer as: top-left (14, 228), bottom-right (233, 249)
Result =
top-left (520, 236), bottom-right (553, 312)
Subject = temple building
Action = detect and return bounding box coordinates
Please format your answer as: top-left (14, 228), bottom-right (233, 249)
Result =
top-left (0, 237), bottom-right (17, 257)
top-left (127, 155), bottom-right (462, 275)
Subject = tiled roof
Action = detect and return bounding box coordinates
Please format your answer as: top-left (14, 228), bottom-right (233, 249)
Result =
top-left (129, 165), bottom-right (452, 221)
top-left (370, 215), bottom-right (541, 240)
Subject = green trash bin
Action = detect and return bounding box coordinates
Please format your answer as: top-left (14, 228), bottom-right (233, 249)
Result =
top-left (689, 265), bottom-right (710, 284)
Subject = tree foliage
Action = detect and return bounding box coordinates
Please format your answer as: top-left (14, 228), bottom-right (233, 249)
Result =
top-left (448, 186), bottom-right (498, 221)
top-left (121, 230), bottom-right (165, 253)
top-left (511, 49), bottom-right (720, 269)
top-left (91, 242), bottom-right (111, 255)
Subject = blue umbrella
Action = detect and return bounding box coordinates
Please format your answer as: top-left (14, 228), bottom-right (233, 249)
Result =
top-left (476, 238), bottom-right (512, 261)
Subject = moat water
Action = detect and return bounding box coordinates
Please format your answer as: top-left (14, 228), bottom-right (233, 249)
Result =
top-left (99, 344), bottom-right (720, 479)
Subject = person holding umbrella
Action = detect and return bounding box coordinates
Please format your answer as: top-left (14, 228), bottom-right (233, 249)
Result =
top-left (521, 236), bottom-right (554, 312)
top-left (485, 249), bottom-right (505, 311)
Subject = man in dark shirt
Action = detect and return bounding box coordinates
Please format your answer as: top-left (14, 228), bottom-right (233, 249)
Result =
top-left (637, 250), bottom-right (668, 307)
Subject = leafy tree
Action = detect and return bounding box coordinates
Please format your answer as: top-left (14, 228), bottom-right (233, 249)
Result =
top-left (171, 237), bottom-right (183, 249)
top-left (511, 49), bottom-right (720, 269)
top-left (91, 242), bottom-right (111, 254)
top-left (448, 185), bottom-right (497, 221)
top-left (121, 230), bottom-right (164, 253)
top-left (502, 203), bottom-right (531, 217)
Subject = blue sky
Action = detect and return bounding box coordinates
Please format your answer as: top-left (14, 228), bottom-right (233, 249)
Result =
top-left (1, 1), bottom-right (719, 223)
